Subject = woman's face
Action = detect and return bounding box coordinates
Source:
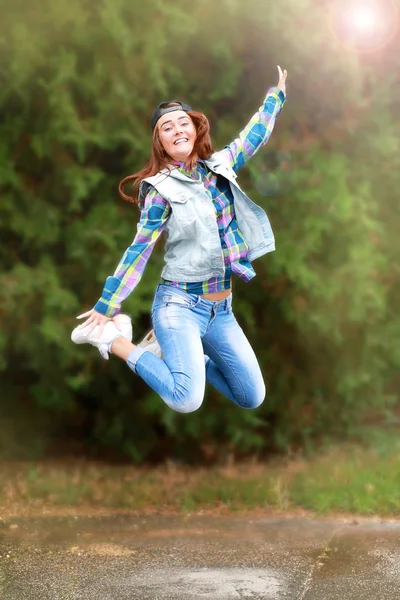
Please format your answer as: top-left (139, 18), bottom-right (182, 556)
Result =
top-left (157, 110), bottom-right (197, 162)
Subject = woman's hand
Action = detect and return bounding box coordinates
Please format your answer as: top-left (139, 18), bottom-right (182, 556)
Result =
top-left (75, 309), bottom-right (114, 339)
top-left (277, 65), bottom-right (288, 97)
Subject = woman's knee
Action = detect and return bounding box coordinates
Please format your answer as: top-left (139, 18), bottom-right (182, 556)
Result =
top-left (170, 390), bottom-right (204, 413)
top-left (166, 377), bottom-right (205, 413)
top-left (239, 381), bottom-right (266, 410)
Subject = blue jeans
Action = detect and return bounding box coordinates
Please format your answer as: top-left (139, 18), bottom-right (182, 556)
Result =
top-left (126, 284), bottom-right (265, 413)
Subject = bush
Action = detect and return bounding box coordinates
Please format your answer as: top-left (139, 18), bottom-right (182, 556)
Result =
top-left (1, 0), bottom-right (399, 461)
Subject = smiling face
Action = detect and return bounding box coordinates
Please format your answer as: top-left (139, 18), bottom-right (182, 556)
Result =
top-left (157, 110), bottom-right (197, 163)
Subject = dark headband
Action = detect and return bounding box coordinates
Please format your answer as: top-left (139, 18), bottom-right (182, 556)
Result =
top-left (151, 100), bottom-right (192, 131)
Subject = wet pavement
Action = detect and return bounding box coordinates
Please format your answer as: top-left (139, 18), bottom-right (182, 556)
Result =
top-left (0, 513), bottom-right (399, 599)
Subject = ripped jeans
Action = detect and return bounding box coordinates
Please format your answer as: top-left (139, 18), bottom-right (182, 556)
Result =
top-left (126, 284), bottom-right (265, 413)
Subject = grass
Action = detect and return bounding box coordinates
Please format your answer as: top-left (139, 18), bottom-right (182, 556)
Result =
top-left (1, 432), bottom-right (399, 517)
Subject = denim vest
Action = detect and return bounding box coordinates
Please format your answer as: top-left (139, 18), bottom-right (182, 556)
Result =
top-left (139, 152), bottom-right (275, 282)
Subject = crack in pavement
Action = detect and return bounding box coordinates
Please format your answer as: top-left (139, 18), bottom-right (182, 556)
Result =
top-left (297, 520), bottom-right (347, 600)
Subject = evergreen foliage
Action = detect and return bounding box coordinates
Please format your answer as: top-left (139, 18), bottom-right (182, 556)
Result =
top-left (1, 0), bottom-right (399, 461)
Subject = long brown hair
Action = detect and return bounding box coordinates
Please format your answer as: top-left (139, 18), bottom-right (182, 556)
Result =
top-left (118, 109), bottom-right (215, 205)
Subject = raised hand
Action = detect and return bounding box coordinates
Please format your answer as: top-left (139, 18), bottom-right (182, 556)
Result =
top-left (277, 65), bottom-right (288, 96)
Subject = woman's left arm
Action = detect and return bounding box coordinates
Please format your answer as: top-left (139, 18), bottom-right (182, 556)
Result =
top-left (221, 65), bottom-right (288, 172)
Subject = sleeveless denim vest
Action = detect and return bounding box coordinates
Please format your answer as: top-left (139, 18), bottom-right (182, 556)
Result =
top-left (139, 151), bottom-right (275, 282)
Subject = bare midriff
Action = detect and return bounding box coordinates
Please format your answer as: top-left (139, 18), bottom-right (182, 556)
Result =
top-left (200, 288), bottom-right (232, 301)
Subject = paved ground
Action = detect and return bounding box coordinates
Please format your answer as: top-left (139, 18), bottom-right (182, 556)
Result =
top-left (0, 513), bottom-right (399, 599)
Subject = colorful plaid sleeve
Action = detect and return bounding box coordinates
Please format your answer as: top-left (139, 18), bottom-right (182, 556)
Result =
top-left (221, 86), bottom-right (286, 172)
top-left (93, 187), bottom-right (171, 317)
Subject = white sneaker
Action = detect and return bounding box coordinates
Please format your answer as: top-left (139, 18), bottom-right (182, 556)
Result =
top-left (71, 314), bottom-right (132, 360)
top-left (138, 329), bottom-right (163, 359)
top-left (113, 314), bottom-right (133, 343)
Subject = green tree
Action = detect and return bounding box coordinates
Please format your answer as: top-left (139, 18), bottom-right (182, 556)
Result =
top-left (0, 0), bottom-right (399, 461)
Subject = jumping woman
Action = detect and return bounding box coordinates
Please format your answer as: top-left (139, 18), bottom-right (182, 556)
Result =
top-left (71, 66), bottom-right (288, 414)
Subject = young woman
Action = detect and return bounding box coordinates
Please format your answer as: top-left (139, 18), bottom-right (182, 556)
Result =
top-left (72, 66), bottom-right (288, 414)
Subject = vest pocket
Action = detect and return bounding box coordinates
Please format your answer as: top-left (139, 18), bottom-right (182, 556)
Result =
top-left (169, 194), bottom-right (196, 222)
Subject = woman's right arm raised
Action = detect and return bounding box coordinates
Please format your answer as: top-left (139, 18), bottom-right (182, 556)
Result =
top-left (75, 188), bottom-right (170, 337)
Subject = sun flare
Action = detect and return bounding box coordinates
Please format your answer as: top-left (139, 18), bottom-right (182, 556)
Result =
top-left (348, 6), bottom-right (376, 31)
top-left (329, 0), bottom-right (398, 53)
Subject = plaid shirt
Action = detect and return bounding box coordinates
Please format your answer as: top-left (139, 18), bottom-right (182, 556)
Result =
top-left (94, 87), bottom-right (286, 316)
